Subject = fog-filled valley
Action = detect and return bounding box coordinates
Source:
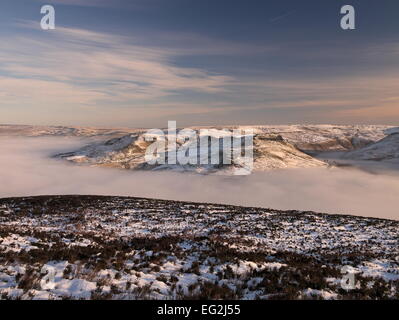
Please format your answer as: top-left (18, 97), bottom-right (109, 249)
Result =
top-left (1, 135), bottom-right (398, 220)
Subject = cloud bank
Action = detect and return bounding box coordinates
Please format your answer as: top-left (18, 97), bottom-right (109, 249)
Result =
top-left (1, 137), bottom-right (398, 220)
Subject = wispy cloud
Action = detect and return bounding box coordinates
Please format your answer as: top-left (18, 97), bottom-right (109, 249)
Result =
top-left (269, 10), bottom-right (296, 23)
top-left (0, 22), bottom-right (234, 108)
top-left (1, 17), bottom-right (399, 127)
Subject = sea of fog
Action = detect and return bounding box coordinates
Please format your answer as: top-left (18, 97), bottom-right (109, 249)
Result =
top-left (0, 136), bottom-right (398, 220)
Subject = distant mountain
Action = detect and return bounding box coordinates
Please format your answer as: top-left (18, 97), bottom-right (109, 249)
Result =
top-left (251, 125), bottom-right (391, 151)
top-left (0, 124), bottom-right (392, 152)
top-left (0, 124), bottom-right (140, 138)
top-left (252, 135), bottom-right (327, 170)
top-left (343, 132), bottom-right (399, 162)
top-left (3, 124), bottom-right (396, 173)
top-left (56, 131), bottom-right (328, 174)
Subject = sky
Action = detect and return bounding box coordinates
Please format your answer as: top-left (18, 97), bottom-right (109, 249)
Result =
top-left (0, 0), bottom-right (398, 128)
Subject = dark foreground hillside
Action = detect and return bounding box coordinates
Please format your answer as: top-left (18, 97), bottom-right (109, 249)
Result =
top-left (0, 195), bottom-right (398, 300)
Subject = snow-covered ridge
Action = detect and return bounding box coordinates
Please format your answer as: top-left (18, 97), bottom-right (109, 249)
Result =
top-left (0, 124), bottom-right (392, 149)
top-left (3, 124), bottom-right (397, 173)
top-left (344, 133), bottom-right (399, 162)
top-left (0, 195), bottom-right (398, 300)
top-left (54, 124), bottom-right (398, 173)
top-left (0, 124), bottom-right (141, 138)
top-left (249, 125), bottom-right (393, 151)
top-left (56, 131), bottom-right (328, 173)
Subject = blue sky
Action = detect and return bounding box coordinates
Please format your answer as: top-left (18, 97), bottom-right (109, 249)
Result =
top-left (0, 0), bottom-right (398, 127)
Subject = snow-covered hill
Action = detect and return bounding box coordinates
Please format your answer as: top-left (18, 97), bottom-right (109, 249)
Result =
top-left (56, 132), bottom-right (328, 174)
top-left (0, 124), bottom-right (140, 138)
top-left (343, 133), bottom-right (399, 162)
top-left (1, 124), bottom-right (392, 151)
top-left (252, 135), bottom-right (326, 170)
top-left (2, 124), bottom-right (396, 173)
top-left (0, 195), bottom-right (398, 300)
top-left (250, 125), bottom-right (392, 151)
